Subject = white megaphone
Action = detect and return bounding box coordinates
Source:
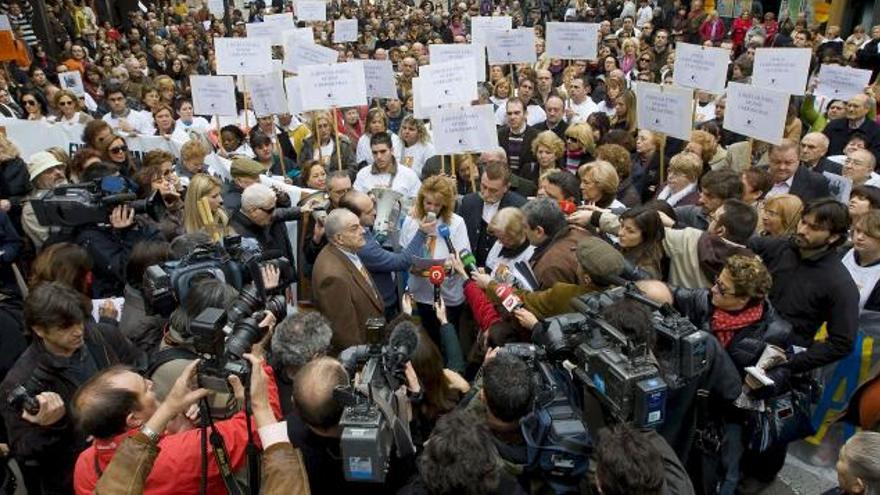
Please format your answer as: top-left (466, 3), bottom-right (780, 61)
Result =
top-left (371, 187), bottom-right (404, 244)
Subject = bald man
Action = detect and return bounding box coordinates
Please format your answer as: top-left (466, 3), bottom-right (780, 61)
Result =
top-left (800, 132), bottom-right (842, 175)
top-left (823, 94), bottom-right (880, 159)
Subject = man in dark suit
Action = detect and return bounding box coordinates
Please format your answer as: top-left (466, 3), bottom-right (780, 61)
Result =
top-left (497, 98), bottom-right (538, 178)
top-left (311, 208), bottom-right (384, 353)
top-left (765, 139), bottom-right (830, 203)
top-left (800, 132), bottom-right (842, 175)
top-left (456, 160), bottom-right (527, 266)
top-left (531, 95), bottom-right (568, 140)
top-left (823, 94), bottom-right (880, 160)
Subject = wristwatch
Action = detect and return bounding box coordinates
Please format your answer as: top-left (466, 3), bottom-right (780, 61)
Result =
top-left (139, 425), bottom-right (161, 444)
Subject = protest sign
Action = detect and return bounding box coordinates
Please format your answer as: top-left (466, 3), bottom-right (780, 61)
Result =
top-left (207, 0), bottom-right (224, 17)
top-left (283, 27), bottom-right (314, 46)
top-left (263, 12), bottom-right (293, 29)
top-left (545, 22), bottom-right (599, 60)
top-left (752, 48), bottom-right (811, 95)
top-left (298, 62), bottom-right (367, 110)
top-left (246, 71), bottom-right (287, 117)
top-left (418, 59), bottom-right (478, 107)
top-left (284, 76), bottom-right (304, 115)
top-left (429, 44), bottom-right (486, 82)
top-left (723, 81), bottom-right (788, 145)
top-left (295, 0), bottom-right (326, 21)
top-left (633, 82), bottom-right (694, 141)
top-left (0, 15), bottom-right (10, 32)
top-left (486, 28), bottom-right (537, 65)
top-left (360, 60), bottom-right (397, 99)
top-left (412, 77), bottom-right (443, 120)
top-left (432, 105), bottom-right (498, 155)
top-left (816, 64), bottom-right (873, 102)
top-left (246, 21), bottom-right (284, 45)
top-left (284, 39), bottom-right (338, 73)
top-left (190, 75), bottom-right (238, 116)
top-left (58, 70), bottom-right (85, 97)
top-left (333, 19), bottom-right (358, 43)
top-left (214, 37), bottom-right (272, 75)
top-left (470, 15), bottom-right (512, 47)
top-left (672, 42), bottom-right (731, 93)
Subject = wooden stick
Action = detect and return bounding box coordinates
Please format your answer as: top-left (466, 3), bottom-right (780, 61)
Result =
top-left (275, 136), bottom-right (286, 178)
top-left (441, 155), bottom-right (446, 175)
top-left (331, 107), bottom-right (343, 171)
top-left (242, 77), bottom-right (250, 130)
top-left (659, 134), bottom-right (666, 183)
top-left (451, 154), bottom-right (457, 177)
top-left (315, 114), bottom-right (324, 163)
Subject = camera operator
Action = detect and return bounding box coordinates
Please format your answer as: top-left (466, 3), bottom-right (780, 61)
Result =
top-left (286, 356), bottom-right (415, 494)
top-left (75, 164), bottom-right (163, 298)
top-left (120, 241), bottom-right (172, 354)
top-left (0, 282), bottom-right (144, 494)
top-left (303, 170), bottom-right (353, 269)
top-left (595, 423), bottom-right (691, 495)
top-left (229, 182), bottom-right (306, 265)
top-left (268, 311), bottom-right (333, 415)
top-left (71, 352), bottom-right (283, 493)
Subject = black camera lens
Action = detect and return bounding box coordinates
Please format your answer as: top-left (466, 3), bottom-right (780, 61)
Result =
top-left (264, 295), bottom-right (287, 320)
top-left (226, 286), bottom-right (262, 325)
top-left (225, 317), bottom-right (268, 359)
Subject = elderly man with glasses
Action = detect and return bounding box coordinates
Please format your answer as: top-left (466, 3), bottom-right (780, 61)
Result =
top-left (229, 182), bottom-right (309, 267)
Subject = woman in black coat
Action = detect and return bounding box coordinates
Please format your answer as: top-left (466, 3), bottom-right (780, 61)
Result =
top-left (0, 135), bottom-right (32, 234)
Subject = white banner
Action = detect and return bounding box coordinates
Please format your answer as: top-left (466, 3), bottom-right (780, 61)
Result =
top-left (360, 60), bottom-right (397, 99)
top-left (207, 0), bottom-right (224, 17)
top-left (429, 44), bottom-right (486, 82)
top-left (58, 70), bottom-right (85, 97)
top-left (486, 28), bottom-right (537, 65)
top-left (816, 64), bottom-right (873, 102)
top-left (294, 0), bottom-right (326, 21)
top-left (432, 105), bottom-right (498, 155)
top-left (672, 42), bottom-right (731, 93)
top-left (752, 48), bottom-right (811, 95)
top-left (214, 37), bottom-right (273, 75)
top-left (246, 21), bottom-right (284, 45)
top-left (284, 39), bottom-right (338, 73)
top-left (634, 82), bottom-right (694, 142)
top-left (333, 19), bottom-right (358, 43)
top-left (545, 22), bottom-right (599, 60)
top-left (418, 59), bottom-right (478, 108)
top-left (470, 15), bottom-right (512, 47)
top-left (298, 62), bottom-right (367, 111)
top-left (246, 71), bottom-right (288, 117)
top-left (190, 75), bottom-right (237, 116)
top-left (723, 81), bottom-right (788, 145)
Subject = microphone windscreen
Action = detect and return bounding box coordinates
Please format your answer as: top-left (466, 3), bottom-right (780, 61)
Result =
top-left (389, 321), bottom-right (420, 359)
top-left (437, 223), bottom-right (451, 239)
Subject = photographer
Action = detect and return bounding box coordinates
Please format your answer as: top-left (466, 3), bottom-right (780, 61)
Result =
top-left (0, 282), bottom-right (143, 494)
top-left (229, 182), bottom-right (306, 265)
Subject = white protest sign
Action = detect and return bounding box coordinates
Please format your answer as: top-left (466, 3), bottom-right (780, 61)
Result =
top-left (295, 0), bottom-right (326, 22)
top-left (470, 16), bottom-right (512, 47)
top-left (816, 64), bottom-right (873, 102)
top-left (412, 77), bottom-right (443, 120)
top-left (284, 76), bottom-right (304, 115)
top-left (190, 75), bottom-right (238, 116)
top-left (752, 48), bottom-right (811, 95)
top-left (283, 27), bottom-right (314, 46)
top-left (418, 59), bottom-right (478, 108)
top-left (1, 119), bottom-right (69, 158)
top-left (214, 37), bottom-right (273, 75)
top-left (207, 0), bottom-right (224, 17)
top-left (360, 60), bottom-right (397, 99)
top-left (246, 21), bottom-right (284, 45)
top-left (545, 22), bottom-right (599, 60)
top-left (298, 62), bottom-right (367, 110)
top-left (723, 81), bottom-right (788, 145)
top-left (672, 42), bottom-right (730, 93)
top-left (284, 39), bottom-right (338, 72)
top-left (0, 15), bottom-right (11, 32)
top-left (486, 28), bottom-right (537, 65)
top-left (429, 44), bottom-right (486, 82)
top-left (246, 71), bottom-right (288, 117)
top-left (432, 105), bottom-right (498, 154)
top-left (58, 70), bottom-right (85, 97)
top-left (333, 19), bottom-right (358, 43)
top-left (633, 82), bottom-right (694, 141)
top-left (263, 12), bottom-right (293, 29)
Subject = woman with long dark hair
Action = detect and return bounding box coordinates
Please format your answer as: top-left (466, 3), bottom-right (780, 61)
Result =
top-left (618, 206), bottom-right (666, 278)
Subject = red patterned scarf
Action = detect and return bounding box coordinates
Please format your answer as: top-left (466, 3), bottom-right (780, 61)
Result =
top-left (711, 303), bottom-right (764, 348)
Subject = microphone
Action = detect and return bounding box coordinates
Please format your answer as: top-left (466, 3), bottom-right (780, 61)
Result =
top-left (459, 248), bottom-right (478, 275)
top-left (428, 265), bottom-right (445, 304)
top-left (388, 321), bottom-right (420, 363)
top-left (437, 223), bottom-right (456, 255)
top-left (494, 283), bottom-right (523, 314)
top-left (558, 200), bottom-right (577, 215)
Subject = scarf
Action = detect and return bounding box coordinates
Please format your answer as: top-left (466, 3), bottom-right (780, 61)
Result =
top-left (711, 302), bottom-right (764, 348)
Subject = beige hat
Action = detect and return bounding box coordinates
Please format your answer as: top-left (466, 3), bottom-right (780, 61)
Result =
top-left (231, 156), bottom-right (266, 178)
top-left (27, 151), bottom-right (64, 182)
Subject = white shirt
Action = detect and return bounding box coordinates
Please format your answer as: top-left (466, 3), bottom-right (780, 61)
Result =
top-left (567, 97), bottom-right (600, 124)
top-left (636, 5), bottom-right (654, 27)
top-left (656, 183), bottom-right (697, 207)
top-left (842, 248), bottom-right (880, 311)
top-left (485, 241), bottom-right (537, 289)
top-left (482, 201), bottom-right (500, 224)
top-left (402, 141), bottom-right (436, 178)
top-left (175, 117), bottom-right (211, 135)
top-left (595, 100), bottom-right (616, 117)
top-left (694, 101), bottom-right (715, 125)
top-left (102, 109), bottom-right (155, 135)
top-left (399, 213), bottom-right (471, 306)
top-left (353, 164), bottom-right (422, 199)
top-left (766, 175), bottom-right (794, 198)
top-left (494, 104), bottom-right (547, 127)
top-left (356, 132), bottom-right (405, 166)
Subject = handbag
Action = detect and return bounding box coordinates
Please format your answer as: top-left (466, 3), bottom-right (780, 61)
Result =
top-left (748, 378), bottom-right (817, 452)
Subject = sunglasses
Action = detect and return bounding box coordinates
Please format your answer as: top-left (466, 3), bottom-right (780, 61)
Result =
top-left (565, 136), bottom-right (578, 142)
top-left (640, 58), bottom-right (651, 62)
top-left (259, 205), bottom-right (276, 214)
top-left (58, 100), bottom-right (74, 106)
top-left (109, 145), bottom-right (128, 153)
top-left (23, 100), bottom-right (37, 106)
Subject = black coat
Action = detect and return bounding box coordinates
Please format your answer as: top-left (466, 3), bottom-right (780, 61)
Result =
top-left (229, 207), bottom-right (302, 266)
top-left (823, 117), bottom-right (880, 160)
top-left (0, 157), bottom-right (31, 229)
top-left (497, 125), bottom-right (538, 176)
top-left (456, 191), bottom-right (527, 266)
top-left (530, 119), bottom-right (568, 141)
top-left (76, 221), bottom-right (162, 298)
top-left (788, 165), bottom-right (831, 203)
top-left (806, 158), bottom-right (843, 176)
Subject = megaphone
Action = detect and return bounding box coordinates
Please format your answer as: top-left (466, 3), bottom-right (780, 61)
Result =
top-left (371, 187), bottom-right (404, 244)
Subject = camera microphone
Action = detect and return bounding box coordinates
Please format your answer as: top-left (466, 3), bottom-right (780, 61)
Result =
top-left (428, 265), bottom-right (445, 304)
top-left (388, 321), bottom-right (420, 364)
top-left (494, 283), bottom-right (524, 314)
top-left (437, 223), bottom-right (456, 256)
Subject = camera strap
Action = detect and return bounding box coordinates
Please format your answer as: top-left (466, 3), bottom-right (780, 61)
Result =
top-left (199, 398), bottom-right (244, 495)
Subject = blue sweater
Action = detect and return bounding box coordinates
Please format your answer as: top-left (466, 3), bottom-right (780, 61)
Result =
top-left (359, 229), bottom-right (427, 307)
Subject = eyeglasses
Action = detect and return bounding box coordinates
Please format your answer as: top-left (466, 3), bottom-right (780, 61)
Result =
top-left (565, 136), bottom-right (578, 142)
top-left (712, 277), bottom-right (735, 297)
top-left (109, 145), bottom-right (128, 153)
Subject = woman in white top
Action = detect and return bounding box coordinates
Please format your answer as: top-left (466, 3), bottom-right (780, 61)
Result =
top-left (399, 115), bottom-right (435, 178)
top-left (356, 107), bottom-right (404, 166)
top-left (399, 175), bottom-right (471, 341)
top-left (174, 98), bottom-right (210, 137)
top-left (50, 90), bottom-right (93, 126)
top-left (843, 210), bottom-right (880, 313)
top-left (485, 207), bottom-right (537, 289)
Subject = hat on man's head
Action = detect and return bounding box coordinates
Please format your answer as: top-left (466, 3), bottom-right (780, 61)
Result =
top-left (231, 156), bottom-right (266, 178)
top-left (576, 236), bottom-right (625, 285)
top-left (27, 151), bottom-right (64, 181)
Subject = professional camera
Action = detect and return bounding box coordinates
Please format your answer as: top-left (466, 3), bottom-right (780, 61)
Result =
top-left (6, 385), bottom-right (39, 416)
top-left (335, 319), bottom-right (418, 483)
top-left (30, 176), bottom-right (165, 227)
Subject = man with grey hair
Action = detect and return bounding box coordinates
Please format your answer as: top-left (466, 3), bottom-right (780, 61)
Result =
top-left (522, 197), bottom-right (591, 289)
top-left (229, 183), bottom-right (303, 262)
top-left (269, 312), bottom-right (333, 414)
top-left (800, 132), bottom-right (842, 175)
top-left (311, 208), bottom-right (384, 352)
top-left (824, 93), bottom-right (880, 159)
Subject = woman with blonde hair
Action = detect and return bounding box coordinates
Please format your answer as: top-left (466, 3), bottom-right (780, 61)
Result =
top-left (51, 89), bottom-right (92, 125)
top-left (355, 107), bottom-right (404, 166)
top-left (400, 115), bottom-right (435, 178)
top-left (485, 207), bottom-right (536, 288)
top-left (579, 160), bottom-right (625, 209)
top-left (183, 173), bottom-right (228, 239)
top-left (0, 135), bottom-right (30, 226)
top-left (611, 90), bottom-right (637, 134)
top-left (298, 110), bottom-right (357, 173)
top-left (490, 77), bottom-right (511, 110)
top-left (520, 130), bottom-right (564, 183)
top-left (619, 37), bottom-right (640, 73)
top-left (760, 194), bottom-right (803, 237)
top-left (563, 123), bottom-right (596, 173)
top-left (398, 175), bottom-right (471, 341)
top-left (655, 152), bottom-right (702, 207)
top-left (153, 75), bottom-right (176, 106)
top-left (597, 76), bottom-right (625, 117)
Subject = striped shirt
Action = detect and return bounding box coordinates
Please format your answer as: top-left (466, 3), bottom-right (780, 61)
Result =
top-left (0, 2), bottom-right (37, 46)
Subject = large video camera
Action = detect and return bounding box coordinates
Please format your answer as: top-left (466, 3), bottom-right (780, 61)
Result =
top-left (30, 176), bottom-right (165, 227)
top-left (335, 319), bottom-right (418, 483)
top-left (143, 236), bottom-right (295, 317)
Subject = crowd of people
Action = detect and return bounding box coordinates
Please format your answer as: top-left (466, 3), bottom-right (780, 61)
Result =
top-left (0, 0), bottom-right (880, 493)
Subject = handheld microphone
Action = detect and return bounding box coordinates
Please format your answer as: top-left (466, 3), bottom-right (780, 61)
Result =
top-left (459, 248), bottom-right (478, 275)
top-left (428, 265), bottom-right (445, 304)
top-left (437, 223), bottom-right (456, 255)
top-left (494, 283), bottom-right (523, 314)
top-left (558, 200), bottom-right (577, 215)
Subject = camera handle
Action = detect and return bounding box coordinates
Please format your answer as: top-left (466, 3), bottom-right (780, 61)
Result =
top-left (198, 397), bottom-right (246, 495)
